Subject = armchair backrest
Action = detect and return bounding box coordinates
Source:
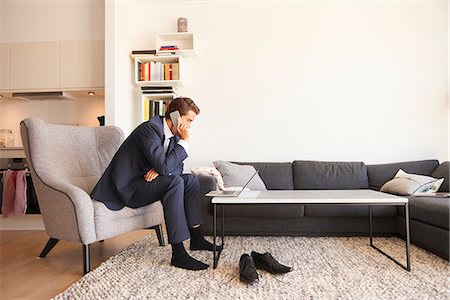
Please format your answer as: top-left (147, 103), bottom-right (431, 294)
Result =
top-left (21, 117), bottom-right (124, 194)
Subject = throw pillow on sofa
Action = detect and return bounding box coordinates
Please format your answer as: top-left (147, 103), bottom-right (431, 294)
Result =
top-left (213, 161), bottom-right (267, 190)
top-left (381, 169), bottom-right (444, 196)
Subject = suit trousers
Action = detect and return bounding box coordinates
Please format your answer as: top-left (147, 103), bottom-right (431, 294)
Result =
top-left (127, 174), bottom-right (203, 244)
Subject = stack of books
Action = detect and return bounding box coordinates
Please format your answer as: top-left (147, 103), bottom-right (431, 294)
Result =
top-left (141, 86), bottom-right (177, 120)
top-left (138, 61), bottom-right (179, 81)
top-left (159, 45), bottom-right (179, 51)
top-left (141, 86), bottom-right (177, 95)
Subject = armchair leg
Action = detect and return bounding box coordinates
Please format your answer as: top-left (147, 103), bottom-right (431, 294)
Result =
top-left (148, 224), bottom-right (165, 246)
top-left (83, 244), bottom-right (90, 275)
top-left (38, 238), bottom-right (60, 258)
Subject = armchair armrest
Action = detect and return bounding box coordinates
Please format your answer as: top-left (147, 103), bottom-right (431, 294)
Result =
top-left (31, 172), bottom-right (96, 244)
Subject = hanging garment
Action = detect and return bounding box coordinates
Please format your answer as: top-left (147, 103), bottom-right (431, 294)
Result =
top-left (2, 170), bottom-right (27, 217)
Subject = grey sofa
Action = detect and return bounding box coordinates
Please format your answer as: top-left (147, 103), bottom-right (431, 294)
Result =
top-left (198, 159), bottom-right (449, 261)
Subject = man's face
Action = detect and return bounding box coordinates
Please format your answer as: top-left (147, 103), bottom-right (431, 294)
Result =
top-left (180, 110), bottom-right (197, 128)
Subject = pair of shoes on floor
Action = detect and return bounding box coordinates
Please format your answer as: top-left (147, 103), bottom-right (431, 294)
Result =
top-left (239, 251), bottom-right (292, 284)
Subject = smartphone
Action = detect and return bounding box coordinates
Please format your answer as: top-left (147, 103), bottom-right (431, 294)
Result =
top-left (169, 110), bottom-right (181, 129)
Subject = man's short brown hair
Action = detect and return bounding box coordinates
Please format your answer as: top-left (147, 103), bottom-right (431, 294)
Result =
top-left (165, 97), bottom-right (200, 118)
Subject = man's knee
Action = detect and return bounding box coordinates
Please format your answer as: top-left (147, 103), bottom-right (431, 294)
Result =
top-left (168, 175), bottom-right (184, 189)
top-left (183, 174), bottom-right (199, 189)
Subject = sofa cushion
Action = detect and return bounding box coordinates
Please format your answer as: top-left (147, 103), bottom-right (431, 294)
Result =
top-left (293, 160), bottom-right (369, 189)
top-left (213, 161), bottom-right (267, 190)
top-left (233, 162), bottom-right (294, 190)
top-left (304, 205), bottom-right (397, 218)
top-left (220, 204), bottom-right (304, 218)
top-left (367, 160), bottom-right (439, 191)
top-left (398, 196), bottom-right (450, 230)
top-left (94, 200), bottom-right (164, 240)
top-left (432, 162), bottom-right (450, 192)
top-left (380, 169), bottom-right (444, 196)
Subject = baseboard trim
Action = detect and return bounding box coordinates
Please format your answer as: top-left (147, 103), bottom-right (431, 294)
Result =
top-left (0, 214), bottom-right (45, 230)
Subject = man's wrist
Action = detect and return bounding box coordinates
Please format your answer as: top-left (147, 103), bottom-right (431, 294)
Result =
top-left (178, 139), bottom-right (189, 153)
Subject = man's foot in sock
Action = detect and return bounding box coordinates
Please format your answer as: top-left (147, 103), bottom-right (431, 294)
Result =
top-left (190, 237), bottom-right (223, 252)
top-left (171, 254), bottom-right (209, 270)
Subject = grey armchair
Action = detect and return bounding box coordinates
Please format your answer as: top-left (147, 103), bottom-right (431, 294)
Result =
top-left (20, 117), bottom-right (165, 275)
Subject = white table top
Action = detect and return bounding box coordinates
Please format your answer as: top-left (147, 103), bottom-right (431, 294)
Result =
top-left (210, 189), bottom-right (408, 205)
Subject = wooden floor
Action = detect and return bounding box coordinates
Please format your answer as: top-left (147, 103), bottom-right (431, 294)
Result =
top-left (0, 230), bottom-right (158, 299)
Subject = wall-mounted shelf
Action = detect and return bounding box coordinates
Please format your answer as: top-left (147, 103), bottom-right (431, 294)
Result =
top-left (156, 32), bottom-right (195, 57)
top-left (132, 54), bottom-right (183, 87)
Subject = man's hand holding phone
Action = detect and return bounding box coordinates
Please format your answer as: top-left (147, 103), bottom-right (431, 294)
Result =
top-left (170, 111), bottom-right (190, 142)
top-left (177, 117), bottom-right (190, 141)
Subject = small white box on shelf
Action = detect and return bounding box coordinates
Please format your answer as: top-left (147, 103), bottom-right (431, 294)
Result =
top-left (156, 33), bottom-right (195, 57)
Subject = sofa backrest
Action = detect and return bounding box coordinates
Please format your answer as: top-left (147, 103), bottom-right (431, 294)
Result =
top-left (432, 161), bottom-right (449, 192)
top-left (233, 162), bottom-right (294, 190)
top-left (293, 160), bottom-right (369, 189)
top-left (366, 159), bottom-right (440, 191)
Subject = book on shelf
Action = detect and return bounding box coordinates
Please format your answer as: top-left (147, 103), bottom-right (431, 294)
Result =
top-left (132, 49), bottom-right (157, 55)
top-left (141, 86), bottom-right (173, 91)
top-left (159, 45), bottom-right (178, 50)
top-left (141, 86), bottom-right (177, 95)
top-left (164, 63), bottom-right (179, 80)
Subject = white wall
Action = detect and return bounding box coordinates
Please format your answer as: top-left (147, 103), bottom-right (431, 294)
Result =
top-left (109, 1), bottom-right (449, 170)
top-left (0, 0), bottom-right (105, 147)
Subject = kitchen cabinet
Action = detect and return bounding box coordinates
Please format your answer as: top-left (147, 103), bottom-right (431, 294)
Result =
top-left (0, 43), bottom-right (10, 91)
top-left (10, 42), bottom-right (60, 90)
top-left (60, 40), bottom-right (104, 89)
top-left (7, 40), bottom-right (104, 91)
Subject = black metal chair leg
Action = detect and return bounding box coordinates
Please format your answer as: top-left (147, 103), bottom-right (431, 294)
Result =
top-left (83, 244), bottom-right (90, 275)
top-left (38, 238), bottom-right (60, 258)
top-left (147, 224), bottom-right (165, 246)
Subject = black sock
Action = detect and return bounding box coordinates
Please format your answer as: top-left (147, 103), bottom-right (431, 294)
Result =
top-left (171, 242), bottom-right (208, 270)
top-left (189, 226), bottom-right (223, 252)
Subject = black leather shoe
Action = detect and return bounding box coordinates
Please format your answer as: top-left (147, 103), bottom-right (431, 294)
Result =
top-left (251, 251), bottom-right (292, 274)
top-left (239, 254), bottom-right (259, 284)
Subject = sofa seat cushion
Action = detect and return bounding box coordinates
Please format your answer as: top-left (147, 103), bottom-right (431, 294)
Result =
top-left (233, 162), bottom-right (294, 190)
top-left (293, 161), bottom-right (369, 189)
top-left (367, 160), bottom-right (439, 191)
top-left (94, 200), bottom-right (164, 240)
top-left (219, 204), bottom-right (304, 218)
top-left (398, 196), bottom-right (450, 230)
top-left (304, 205), bottom-right (396, 218)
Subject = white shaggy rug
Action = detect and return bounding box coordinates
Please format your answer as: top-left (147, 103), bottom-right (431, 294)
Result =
top-left (54, 235), bottom-right (449, 299)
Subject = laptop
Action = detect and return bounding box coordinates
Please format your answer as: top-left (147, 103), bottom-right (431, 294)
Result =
top-left (206, 171), bottom-right (259, 197)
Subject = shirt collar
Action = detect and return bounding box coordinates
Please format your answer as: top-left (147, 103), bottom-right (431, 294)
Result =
top-left (163, 117), bottom-right (174, 140)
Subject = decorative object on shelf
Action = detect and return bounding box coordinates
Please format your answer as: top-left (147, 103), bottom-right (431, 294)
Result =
top-left (177, 17), bottom-right (188, 32)
top-left (97, 116), bottom-right (105, 126)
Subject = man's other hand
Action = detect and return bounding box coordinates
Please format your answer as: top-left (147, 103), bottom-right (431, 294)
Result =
top-left (144, 168), bottom-right (159, 182)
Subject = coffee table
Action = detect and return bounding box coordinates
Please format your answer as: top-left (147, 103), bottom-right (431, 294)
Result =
top-left (208, 190), bottom-right (410, 271)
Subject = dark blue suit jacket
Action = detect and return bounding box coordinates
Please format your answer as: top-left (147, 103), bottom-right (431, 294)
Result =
top-left (91, 115), bottom-right (188, 210)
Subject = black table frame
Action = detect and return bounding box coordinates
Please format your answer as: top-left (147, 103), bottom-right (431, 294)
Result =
top-left (212, 201), bottom-right (411, 271)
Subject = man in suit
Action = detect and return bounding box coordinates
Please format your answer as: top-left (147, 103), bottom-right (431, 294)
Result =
top-left (91, 97), bottom-right (218, 270)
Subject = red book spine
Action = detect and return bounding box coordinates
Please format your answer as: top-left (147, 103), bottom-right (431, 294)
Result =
top-left (169, 64), bottom-right (173, 80)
